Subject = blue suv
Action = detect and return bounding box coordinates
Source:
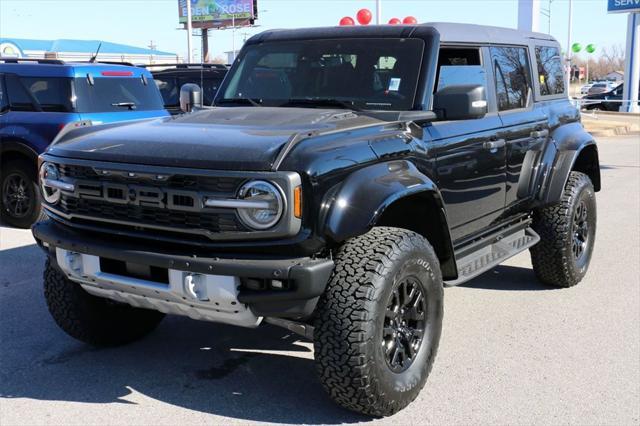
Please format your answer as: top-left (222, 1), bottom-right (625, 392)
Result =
top-left (0, 58), bottom-right (169, 227)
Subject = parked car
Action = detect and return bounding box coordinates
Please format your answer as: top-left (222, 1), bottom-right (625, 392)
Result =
top-left (583, 83), bottom-right (640, 111)
top-left (0, 58), bottom-right (168, 227)
top-left (146, 63), bottom-right (228, 114)
top-left (587, 81), bottom-right (617, 95)
top-left (33, 23), bottom-right (600, 417)
top-left (580, 83), bottom-right (594, 95)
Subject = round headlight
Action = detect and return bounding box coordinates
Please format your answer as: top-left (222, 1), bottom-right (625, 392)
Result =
top-left (237, 180), bottom-right (284, 230)
top-left (39, 162), bottom-right (61, 204)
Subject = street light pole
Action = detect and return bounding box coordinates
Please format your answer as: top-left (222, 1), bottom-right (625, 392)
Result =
top-left (186, 0), bottom-right (193, 63)
top-left (376, 0), bottom-right (381, 24)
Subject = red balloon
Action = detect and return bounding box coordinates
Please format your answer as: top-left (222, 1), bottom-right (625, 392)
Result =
top-left (339, 16), bottom-right (355, 26)
top-left (388, 18), bottom-right (401, 25)
top-left (403, 16), bottom-right (418, 24)
top-left (356, 8), bottom-right (372, 25)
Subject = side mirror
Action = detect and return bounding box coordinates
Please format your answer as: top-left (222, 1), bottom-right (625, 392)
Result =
top-left (180, 83), bottom-right (202, 113)
top-left (433, 84), bottom-right (488, 120)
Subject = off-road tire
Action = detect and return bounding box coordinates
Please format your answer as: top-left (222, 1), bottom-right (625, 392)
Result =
top-left (0, 159), bottom-right (46, 228)
top-left (313, 227), bottom-right (444, 417)
top-left (531, 171), bottom-right (596, 287)
top-left (44, 259), bottom-right (165, 346)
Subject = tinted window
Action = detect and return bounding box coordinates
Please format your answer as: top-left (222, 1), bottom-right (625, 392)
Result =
top-left (536, 46), bottom-right (565, 96)
top-left (5, 76), bottom-right (72, 112)
top-left (490, 46), bottom-right (532, 111)
top-left (220, 38), bottom-right (425, 111)
top-left (74, 77), bottom-right (164, 112)
top-left (435, 48), bottom-right (486, 92)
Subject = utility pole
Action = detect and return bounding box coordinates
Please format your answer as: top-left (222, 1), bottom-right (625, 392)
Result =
top-left (566, 0), bottom-right (573, 91)
top-left (186, 0), bottom-right (193, 63)
top-left (202, 28), bottom-right (209, 63)
top-left (232, 14), bottom-right (236, 62)
top-left (376, 0), bottom-right (381, 25)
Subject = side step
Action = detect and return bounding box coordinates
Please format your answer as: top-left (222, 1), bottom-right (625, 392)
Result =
top-left (444, 227), bottom-right (540, 287)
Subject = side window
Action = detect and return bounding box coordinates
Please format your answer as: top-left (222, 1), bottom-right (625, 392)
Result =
top-left (435, 48), bottom-right (486, 92)
top-left (535, 46), bottom-right (565, 96)
top-left (490, 46), bottom-right (532, 111)
top-left (5, 74), bottom-right (37, 112)
top-left (20, 77), bottom-right (73, 112)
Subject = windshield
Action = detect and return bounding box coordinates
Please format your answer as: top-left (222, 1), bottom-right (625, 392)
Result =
top-left (74, 77), bottom-right (164, 112)
top-left (218, 38), bottom-right (424, 111)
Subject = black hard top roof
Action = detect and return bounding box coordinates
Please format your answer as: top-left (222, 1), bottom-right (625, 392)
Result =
top-left (246, 22), bottom-right (557, 46)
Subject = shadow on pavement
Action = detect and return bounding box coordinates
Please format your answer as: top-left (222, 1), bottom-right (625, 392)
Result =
top-left (0, 243), bottom-right (367, 424)
top-left (460, 265), bottom-right (554, 291)
top-left (0, 241), bottom-right (552, 423)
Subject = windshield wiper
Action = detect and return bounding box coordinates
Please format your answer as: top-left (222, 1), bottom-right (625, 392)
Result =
top-left (217, 98), bottom-right (263, 107)
top-left (111, 102), bottom-right (136, 110)
top-left (281, 98), bottom-right (361, 111)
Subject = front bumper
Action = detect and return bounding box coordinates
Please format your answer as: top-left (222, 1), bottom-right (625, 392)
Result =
top-left (32, 220), bottom-right (334, 320)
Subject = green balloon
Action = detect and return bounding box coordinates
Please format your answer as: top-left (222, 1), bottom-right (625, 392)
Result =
top-left (586, 44), bottom-right (596, 54)
top-left (571, 43), bottom-right (582, 53)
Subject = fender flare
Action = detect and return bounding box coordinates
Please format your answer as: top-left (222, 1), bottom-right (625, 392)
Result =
top-left (322, 160), bottom-right (457, 277)
top-left (539, 123), bottom-right (600, 205)
top-left (0, 139), bottom-right (39, 164)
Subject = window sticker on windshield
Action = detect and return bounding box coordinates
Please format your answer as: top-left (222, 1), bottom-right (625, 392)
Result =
top-left (388, 78), bottom-right (401, 91)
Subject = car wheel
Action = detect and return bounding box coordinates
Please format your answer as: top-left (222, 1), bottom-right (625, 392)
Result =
top-left (313, 227), bottom-right (443, 416)
top-left (0, 159), bottom-right (46, 228)
top-left (530, 171), bottom-right (597, 287)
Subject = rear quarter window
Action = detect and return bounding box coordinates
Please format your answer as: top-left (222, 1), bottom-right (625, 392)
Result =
top-left (535, 46), bottom-right (565, 96)
top-left (6, 76), bottom-right (73, 112)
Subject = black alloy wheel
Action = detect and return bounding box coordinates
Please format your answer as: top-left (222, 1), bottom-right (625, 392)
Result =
top-left (383, 276), bottom-right (427, 373)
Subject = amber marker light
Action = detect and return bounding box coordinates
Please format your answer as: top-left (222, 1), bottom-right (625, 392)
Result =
top-left (293, 186), bottom-right (303, 218)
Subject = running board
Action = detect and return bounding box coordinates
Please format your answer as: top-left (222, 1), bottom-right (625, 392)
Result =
top-left (444, 227), bottom-right (540, 287)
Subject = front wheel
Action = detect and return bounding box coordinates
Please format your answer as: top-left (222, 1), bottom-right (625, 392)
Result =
top-left (1, 159), bottom-right (46, 228)
top-left (44, 259), bottom-right (165, 346)
top-left (530, 171), bottom-right (597, 287)
top-left (313, 227), bottom-right (443, 417)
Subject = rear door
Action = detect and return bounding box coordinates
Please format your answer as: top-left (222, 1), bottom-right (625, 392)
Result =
top-left (429, 46), bottom-right (507, 242)
top-left (489, 45), bottom-right (548, 213)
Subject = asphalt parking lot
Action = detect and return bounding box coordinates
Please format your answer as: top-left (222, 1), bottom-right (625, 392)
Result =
top-left (1, 134), bottom-right (638, 425)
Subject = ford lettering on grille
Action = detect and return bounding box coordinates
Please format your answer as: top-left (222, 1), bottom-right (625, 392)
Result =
top-left (73, 180), bottom-right (202, 212)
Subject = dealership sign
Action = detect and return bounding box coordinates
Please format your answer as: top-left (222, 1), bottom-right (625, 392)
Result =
top-left (178, 0), bottom-right (254, 27)
top-left (607, 0), bottom-right (640, 14)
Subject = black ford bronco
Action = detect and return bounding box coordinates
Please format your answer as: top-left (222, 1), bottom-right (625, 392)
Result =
top-left (33, 23), bottom-right (600, 416)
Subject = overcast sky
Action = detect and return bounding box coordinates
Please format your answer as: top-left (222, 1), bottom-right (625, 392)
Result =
top-left (0, 0), bottom-right (631, 61)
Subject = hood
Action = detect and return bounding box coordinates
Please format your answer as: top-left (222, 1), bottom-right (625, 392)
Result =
top-left (47, 107), bottom-right (383, 171)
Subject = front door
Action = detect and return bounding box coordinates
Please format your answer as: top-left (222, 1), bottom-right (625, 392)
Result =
top-left (428, 46), bottom-right (507, 242)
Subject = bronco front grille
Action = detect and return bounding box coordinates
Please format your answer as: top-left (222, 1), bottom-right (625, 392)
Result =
top-left (59, 195), bottom-right (243, 233)
top-left (53, 164), bottom-right (249, 237)
top-left (44, 159), bottom-right (302, 242)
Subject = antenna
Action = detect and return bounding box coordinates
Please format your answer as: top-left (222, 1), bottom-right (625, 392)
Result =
top-left (89, 42), bottom-right (102, 63)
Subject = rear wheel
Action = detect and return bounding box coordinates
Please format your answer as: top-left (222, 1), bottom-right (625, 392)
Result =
top-left (44, 259), bottom-right (165, 346)
top-left (530, 171), bottom-right (597, 287)
top-left (313, 227), bottom-right (443, 416)
top-left (1, 159), bottom-right (46, 228)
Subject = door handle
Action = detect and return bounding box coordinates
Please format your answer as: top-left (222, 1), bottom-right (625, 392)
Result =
top-left (483, 139), bottom-right (506, 151)
top-left (531, 129), bottom-right (549, 138)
